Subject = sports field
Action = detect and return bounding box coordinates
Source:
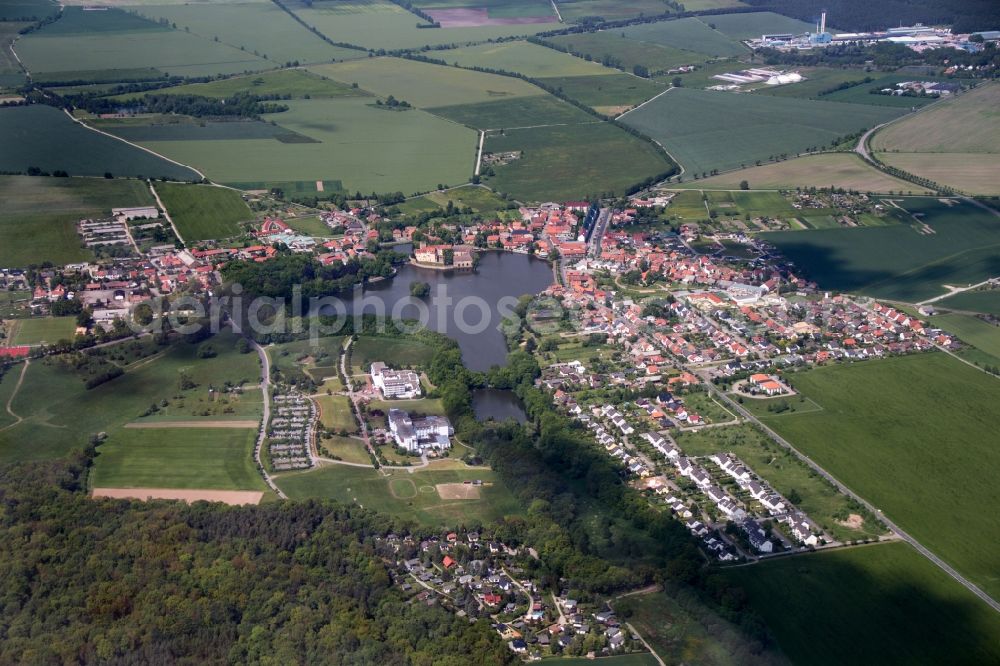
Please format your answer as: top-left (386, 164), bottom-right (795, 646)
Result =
top-left (542, 31), bottom-right (706, 75)
top-left (762, 352), bottom-right (1000, 600)
top-left (130, 98), bottom-right (477, 194)
top-left (309, 57), bottom-right (543, 108)
top-left (130, 2), bottom-right (366, 67)
top-left (114, 68), bottom-right (368, 101)
top-left (15, 6), bottom-right (267, 78)
top-left (91, 427), bottom-right (265, 490)
top-left (154, 182), bottom-right (250, 241)
top-left (0, 105), bottom-right (198, 180)
top-left (0, 330), bottom-right (261, 462)
top-left (274, 462), bottom-right (523, 527)
top-left (482, 121), bottom-right (672, 201)
top-left (7, 317), bottom-right (78, 346)
top-left (728, 542), bottom-right (1000, 665)
top-left (436, 40), bottom-right (615, 78)
top-left (937, 288), bottom-right (1000, 317)
top-left (619, 17), bottom-right (746, 57)
top-left (0, 175), bottom-right (154, 266)
top-left (672, 152), bottom-right (927, 194)
top-left (763, 197), bottom-right (1000, 301)
top-left (290, 0), bottom-right (560, 51)
top-left (620, 88), bottom-right (904, 176)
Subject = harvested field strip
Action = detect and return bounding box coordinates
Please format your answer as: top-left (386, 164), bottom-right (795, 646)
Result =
top-left (92, 488), bottom-right (263, 505)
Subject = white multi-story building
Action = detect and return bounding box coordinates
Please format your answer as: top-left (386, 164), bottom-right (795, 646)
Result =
top-left (388, 409), bottom-right (452, 452)
top-left (371, 362), bottom-right (422, 399)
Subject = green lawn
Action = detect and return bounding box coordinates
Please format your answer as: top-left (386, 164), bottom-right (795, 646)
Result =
top-left (350, 335), bottom-right (436, 374)
top-left (481, 121), bottom-right (673, 201)
top-left (9, 317), bottom-right (78, 346)
top-left (937, 288), bottom-right (1000, 316)
top-left (762, 197), bottom-right (1000, 301)
top-left (620, 87), bottom-right (903, 176)
top-left (91, 427), bottom-right (264, 490)
top-left (370, 397), bottom-right (445, 416)
top-left (0, 330), bottom-right (261, 462)
top-left (319, 435), bottom-right (370, 464)
top-left (761, 352), bottom-right (1000, 599)
top-left (275, 462), bottom-right (523, 527)
top-left (676, 424), bottom-right (883, 541)
top-left (316, 395), bottom-right (357, 433)
top-left (154, 182), bottom-right (251, 241)
top-left (727, 542), bottom-right (1000, 665)
top-left (283, 215), bottom-right (337, 237)
top-left (0, 105), bottom-right (198, 181)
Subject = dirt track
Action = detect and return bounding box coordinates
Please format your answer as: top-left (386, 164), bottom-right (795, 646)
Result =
top-left (436, 483), bottom-right (480, 500)
top-left (92, 488), bottom-right (264, 505)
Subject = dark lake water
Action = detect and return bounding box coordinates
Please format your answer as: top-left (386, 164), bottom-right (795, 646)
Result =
top-left (472, 388), bottom-right (527, 423)
top-left (330, 251), bottom-right (553, 371)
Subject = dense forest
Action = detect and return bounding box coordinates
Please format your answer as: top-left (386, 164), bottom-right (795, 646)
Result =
top-left (0, 452), bottom-right (515, 664)
top-left (69, 92), bottom-right (290, 119)
top-left (746, 0), bottom-right (1000, 32)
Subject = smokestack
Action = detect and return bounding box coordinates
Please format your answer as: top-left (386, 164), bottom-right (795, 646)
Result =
top-left (820, 10), bottom-right (827, 34)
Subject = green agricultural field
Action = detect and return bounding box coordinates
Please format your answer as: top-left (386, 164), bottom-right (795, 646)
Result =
top-left (543, 31), bottom-right (707, 75)
top-left (704, 11), bottom-right (814, 41)
top-left (0, 105), bottom-right (198, 181)
top-left (91, 427), bottom-right (264, 490)
top-left (761, 352), bottom-right (1000, 600)
top-left (0, 22), bottom-right (27, 87)
top-left (154, 182), bottom-right (250, 241)
top-left (112, 68), bottom-right (368, 101)
top-left (309, 57), bottom-right (543, 109)
top-left (872, 83), bottom-right (999, 154)
top-left (429, 94), bottom-right (594, 130)
top-left (620, 17), bottom-right (746, 57)
top-left (619, 591), bottom-right (786, 666)
top-left (0, 330), bottom-right (261, 462)
top-left (8, 317), bottom-right (78, 346)
top-left (678, 189), bottom-right (796, 219)
top-left (289, 0), bottom-right (560, 51)
top-left (620, 88), bottom-right (903, 176)
top-left (0, 175), bottom-right (154, 267)
top-left (727, 543), bottom-right (1000, 665)
top-left (130, 2), bottom-right (366, 67)
top-left (879, 152), bottom-right (999, 196)
top-left (672, 152), bottom-right (927, 194)
top-left (937, 288), bottom-right (1000, 316)
top-left (752, 67), bottom-right (874, 101)
top-left (129, 98), bottom-right (477, 194)
top-left (14, 6), bottom-right (268, 78)
top-left (676, 424), bottom-right (883, 541)
top-left (0, 0), bottom-right (57, 21)
top-left (436, 40), bottom-right (615, 78)
top-left (350, 335), bottom-right (436, 374)
top-left (275, 462), bottom-right (523, 527)
top-left (537, 73), bottom-right (666, 112)
top-left (316, 395), bottom-right (357, 433)
top-left (763, 197), bottom-right (1000, 301)
top-left (820, 74), bottom-right (955, 108)
top-left (555, 0), bottom-right (680, 23)
top-left (482, 121), bottom-right (673, 201)
top-left (931, 313), bottom-right (1000, 359)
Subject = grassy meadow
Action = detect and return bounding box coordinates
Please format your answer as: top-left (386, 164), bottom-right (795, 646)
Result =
top-left (762, 352), bottom-right (1000, 600)
top-left (728, 542), bottom-right (1000, 665)
top-left (113, 68), bottom-right (368, 101)
top-left (0, 105), bottom-right (198, 180)
top-left (763, 197), bottom-right (1000, 301)
top-left (154, 182), bottom-right (251, 241)
top-left (91, 427), bottom-right (264, 490)
top-left (0, 175), bottom-right (154, 267)
top-left (274, 462), bottom-right (523, 527)
top-left (937, 288), bottom-right (1000, 317)
top-left (672, 152), bottom-right (927, 194)
top-left (482, 121), bottom-right (672, 201)
top-left (620, 88), bottom-right (904, 176)
top-left (350, 335), bottom-right (436, 374)
top-left (315, 395), bottom-right (357, 433)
